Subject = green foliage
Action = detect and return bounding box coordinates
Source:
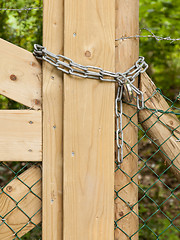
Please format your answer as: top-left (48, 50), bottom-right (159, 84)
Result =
top-left (0, 95), bottom-right (26, 109)
top-left (0, 0), bottom-right (42, 109)
top-left (0, 0), bottom-right (42, 51)
top-left (21, 224), bottom-right (42, 240)
top-left (140, 0), bottom-right (180, 99)
top-left (139, 216), bottom-right (180, 240)
top-left (0, 1), bottom-right (43, 239)
top-left (0, 0), bottom-right (179, 239)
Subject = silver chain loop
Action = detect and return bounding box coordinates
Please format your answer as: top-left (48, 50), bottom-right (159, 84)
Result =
top-left (33, 44), bottom-right (148, 86)
top-left (33, 44), bottom-right (148, 165)
top-left (115, 85), bottom-right (124, 165)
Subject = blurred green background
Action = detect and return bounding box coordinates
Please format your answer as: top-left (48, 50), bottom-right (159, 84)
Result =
top-left (140, 0), bottom-right (180, 99)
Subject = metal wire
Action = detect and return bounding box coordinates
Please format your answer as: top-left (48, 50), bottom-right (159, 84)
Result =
top-left (0, 1), bottom-right (180, 239)
top-left (0, 1), bottom-right (43, 239)
top-left (33, 44), bottom-right (147, 164)
top-left (0, 162), bottom-right (42, 240)
top-left (0, 4), bottom-right (179, 43)
top-left (0, 7), bottom-right (42, 11)
top-left (116, 28), bottom-right (180, 43)
top-left (115, 89), bottom-right (180, 239)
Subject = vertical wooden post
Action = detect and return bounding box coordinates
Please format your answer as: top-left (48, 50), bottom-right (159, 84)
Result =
top-left (63, 0), bottom-right (115, 239)
top-left (43, 0), bottom-right (63, 239)
top-left (115, 0), bottom-right (139, 239)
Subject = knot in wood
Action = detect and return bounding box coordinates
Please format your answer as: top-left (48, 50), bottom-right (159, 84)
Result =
top-left (6, 186), bottom-right (13, 192)
top-left (10, 74), bottom-right (17, 81)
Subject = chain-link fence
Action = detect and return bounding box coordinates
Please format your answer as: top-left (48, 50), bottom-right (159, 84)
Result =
top-left (0, 1), bottom-right (180, 239)
top-left (0, 162), bottom-right (42, 240)
top-left (0, 1), bottom-right (43, 239)
top-left (115, 87), bottom-right (180, 239)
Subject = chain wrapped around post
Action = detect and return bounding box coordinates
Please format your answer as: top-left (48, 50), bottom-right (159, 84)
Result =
top-left (33, 44), bottom-right (148, 165)
top-left (115, 85), bottom-right (124, 165)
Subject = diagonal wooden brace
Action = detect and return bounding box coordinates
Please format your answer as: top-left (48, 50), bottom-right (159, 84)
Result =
top-left (0, 38), bottom-right (41, 110)
top-left (139, 73), bottom-right (180, 181)
top-left (0, 165), bottom-right (42, 239)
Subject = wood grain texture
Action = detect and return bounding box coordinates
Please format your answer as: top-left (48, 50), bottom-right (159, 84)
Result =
top-left (139, 72), bottom-right (180, 181)
top-left (43, 0), bottom-right (63, 239)
top-left (0, 165), bottom-right (42, 240)
top-left (0, 110), bottom-right (42, 162)
top-left (63, 0), bottom-right (115, 239)
top-left (0, 38), bottom-right (41, 110)
top-left (115, 1), bottom-right (139, 239)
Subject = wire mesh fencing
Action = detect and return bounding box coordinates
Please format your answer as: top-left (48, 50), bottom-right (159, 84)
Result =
top-left (0, 1), bottom-right (43, 239)
top-left (0, 162), bottom-right (42, 240)
top-left (115, 87), bottom-right (180, 239)
top-left (0, 0), bottom-right (180, 239)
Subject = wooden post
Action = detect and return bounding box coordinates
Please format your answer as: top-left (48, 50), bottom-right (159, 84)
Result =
top-left (63, 0), bottom-right (115, 239)
top-left (42, 0), bottom-right (63, 239)
top-left (115, 0), bottom-right (139, 239)
top-left (139, 73), bottom-right (180, 181)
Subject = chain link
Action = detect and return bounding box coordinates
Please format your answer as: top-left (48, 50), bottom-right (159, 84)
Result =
top-left (33, 44), bottom-right (148, 165)
top-left (33, 44), bottom-right (148, 85)
top-left (115, 85), bottom-right (124, 165)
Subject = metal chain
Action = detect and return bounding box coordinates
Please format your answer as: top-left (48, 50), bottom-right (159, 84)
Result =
top-left (116, 85), bottom-right (124, 165)
top-left (33, 44), bottom-right (148, 165)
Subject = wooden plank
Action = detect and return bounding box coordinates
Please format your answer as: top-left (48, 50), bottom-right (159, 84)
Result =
top-left (139, 72), bottom-right (180, 181)
top-left (63, 1), bottom-right (115, 239)
top-left (0, 165), bottom-right (42, 239)
top-left (42, 0), bottom-right (63, 239)
top-left (0, 110), bottom-right (42, 162)
top-left (0, 38), bottom-right (41, 110)
top-left (115, 0), bottom-right (139, 239)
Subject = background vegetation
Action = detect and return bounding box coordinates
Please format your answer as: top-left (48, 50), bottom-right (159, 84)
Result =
top-left (139, 1), bottom-right (180, 239)
top-left (140, 0), bottom-right (180, 99)
top-left (0, 0), bottom-right (179, 239)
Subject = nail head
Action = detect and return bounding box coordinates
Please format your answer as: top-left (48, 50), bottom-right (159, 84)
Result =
top-left (33, 99), bottom-right (40, 105)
